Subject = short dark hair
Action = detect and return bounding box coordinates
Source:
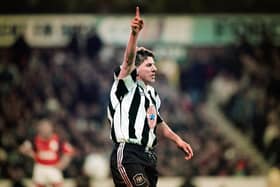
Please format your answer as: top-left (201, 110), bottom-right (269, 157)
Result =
top-left (135, 47), bottom-right (155, 67)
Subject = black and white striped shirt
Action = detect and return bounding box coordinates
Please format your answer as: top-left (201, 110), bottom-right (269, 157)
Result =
top-left (107, 67), bottom-right (163, 149)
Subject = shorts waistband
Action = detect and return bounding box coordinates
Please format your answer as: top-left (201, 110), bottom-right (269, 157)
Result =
top-left (114, 142), bottom-right (154, 152)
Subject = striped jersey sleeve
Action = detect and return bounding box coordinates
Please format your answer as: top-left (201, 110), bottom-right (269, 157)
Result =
top-left (113, 66), bottom-right (137, 101)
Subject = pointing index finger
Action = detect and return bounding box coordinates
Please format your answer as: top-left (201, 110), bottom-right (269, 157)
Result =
top-left (136, 6), bottom-right (140, 18)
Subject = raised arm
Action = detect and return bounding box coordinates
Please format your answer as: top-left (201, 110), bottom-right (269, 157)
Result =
top-left (157, 121), bottom-right (194, 160)
top-left (118, 6), bottom-right (144, 79)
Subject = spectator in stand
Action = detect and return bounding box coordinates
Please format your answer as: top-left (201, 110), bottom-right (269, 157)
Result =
top-left (10, 34), bottom-right (31, 71)
top-left (85, 27), bottom-right (103, 60)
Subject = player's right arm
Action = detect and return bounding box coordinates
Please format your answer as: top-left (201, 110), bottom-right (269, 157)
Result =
top-left (118, 6), bottom-right (144, 79)
top-left (19, 140), bottom-right (35, 159)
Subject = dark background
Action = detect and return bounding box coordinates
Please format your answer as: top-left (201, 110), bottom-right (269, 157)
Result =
top-left (0, 0), bottom-right (280, 14)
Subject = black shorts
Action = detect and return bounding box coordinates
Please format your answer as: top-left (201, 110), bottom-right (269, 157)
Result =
top-left (110, 142), bottom-right (158, 187)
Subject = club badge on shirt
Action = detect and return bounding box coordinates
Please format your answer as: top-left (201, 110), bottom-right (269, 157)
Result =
top-left (147, 105), bottom-right (157, 129)
top-left (49, 140), bottom-right (59, 151)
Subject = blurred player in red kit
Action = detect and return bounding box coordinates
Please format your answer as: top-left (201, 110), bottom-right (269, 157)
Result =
top-left (19, 119), bottom-right (75, 187)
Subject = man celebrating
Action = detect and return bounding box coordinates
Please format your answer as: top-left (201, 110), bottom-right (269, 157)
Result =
top-left (107, 7), bottom-right (193, 187)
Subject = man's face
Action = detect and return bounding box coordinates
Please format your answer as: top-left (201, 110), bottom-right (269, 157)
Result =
top-left (38, 120), bottom-right (53, 139)
top-left (137, 56), bottom-right (157, 84)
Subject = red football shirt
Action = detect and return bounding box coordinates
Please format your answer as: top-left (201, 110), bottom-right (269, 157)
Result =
top-left (34, 134), bottom-right (74, 165)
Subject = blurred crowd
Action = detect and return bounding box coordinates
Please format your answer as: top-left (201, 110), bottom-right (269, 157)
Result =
top-left (220, 31), bottom-right (280, 168)
top-left (0, 28), bottom-right (279, 185)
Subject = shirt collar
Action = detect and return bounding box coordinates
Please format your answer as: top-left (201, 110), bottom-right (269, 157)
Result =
top-left (137, 79), bottom-right (147, 90)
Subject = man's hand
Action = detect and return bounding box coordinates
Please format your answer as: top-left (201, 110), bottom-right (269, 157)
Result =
top-left (157, 122), bottom-right (194, 160)
top-left (55, 155), bottom-right (72, 171)
top-left (131, 6), bottom-right (144, 35)
top-left (176, 139), bottom-right (194, 160)
top-left (19, 140), bottom-right (35, 159)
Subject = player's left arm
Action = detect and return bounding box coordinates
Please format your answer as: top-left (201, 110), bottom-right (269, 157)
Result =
top-left (56, 142), bottom-right (75, 170)
top-left (56, 155), bottom-right (72, 170)
top-left (157, 121), bottom-right (193, 160)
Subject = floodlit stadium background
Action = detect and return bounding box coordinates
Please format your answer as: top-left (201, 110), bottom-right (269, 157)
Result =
top-left (0, 1), bottom-right (280, 187)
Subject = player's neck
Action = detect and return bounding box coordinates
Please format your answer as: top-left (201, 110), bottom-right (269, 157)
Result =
top-left (137, 78), bottom-right (149, 88)
top-left (40, 134), bottom-right (53, 140)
